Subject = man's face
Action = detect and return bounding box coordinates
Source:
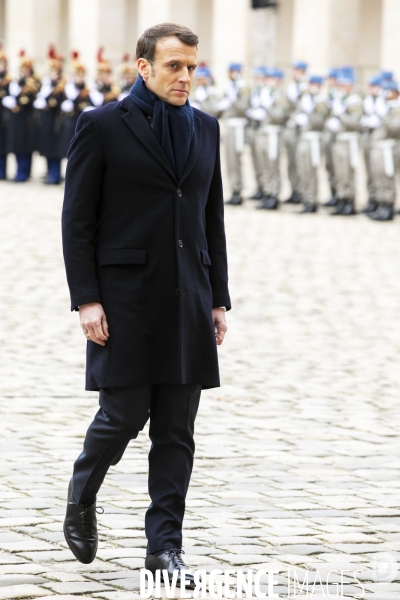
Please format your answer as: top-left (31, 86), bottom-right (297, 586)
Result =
top-left (293, 68), bottom-right (305, 82)
top-left (368, 84), bottom-right (380, 97)
top-left (138, 37), bottom-right (197, 106)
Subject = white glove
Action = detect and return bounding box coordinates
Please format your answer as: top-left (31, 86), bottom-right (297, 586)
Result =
top-left (61, 99), bottom-right (74, 113)
top-left (9, 81), bottom-right (22, 97)
top-left (33, 96), bottom-right (47, 110)
top-left (295, 112), bottom-right (310, 127)
top-left (89, 88), bottom-right (104, 107)
top-left (327, 117), bottom-right (341, 132)
top-left (2, 95), bottom-right (16, 109)
top-left (217, 97), bottom-right (232, 112)
top-left (367, 114), bottom-right (381, 129)
top-left (38, 82), bottom-right (52, 99)
top-left (332, 98), bottom-right (346, 116)
top-left (65, 82), bottom-right (80, 101)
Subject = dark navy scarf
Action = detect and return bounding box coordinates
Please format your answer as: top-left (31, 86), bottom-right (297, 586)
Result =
top-left (129, 75), bottom-right (194, 180)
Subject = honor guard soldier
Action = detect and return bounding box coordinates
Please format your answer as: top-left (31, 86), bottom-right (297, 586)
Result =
top-left (256, 67), bottom-right (292, 210)
top-left (246, 66), bottom-right (268, 200)
top-left (190, 65), bottom-right (219, 116)
top-left (60, 51), bottom-right (94, 158)
top-left (284, 60), bottom-right (308, 204)
top-left (217, 62), bottom-right (250, 206)
top-left (359, 75), bottom-right (387, 213)
top-left (326, 68), bottom-right (363, 215)
top-left (367, 80), bottom-right (400, 221)
top-left (2, 50), bottom-right (40, 182)
top-left (117, 54), bottom-right (138, 100)
top-left (295, 75), bottom-right (331, 213)
top-left (0, 43), bottom-right (11, 180)
top-left (33, 45), bottom-right (66, 184)
top-left (323, 68), bottom-right (340, 206)
top-left (90, 48), bottom-right (120, 108)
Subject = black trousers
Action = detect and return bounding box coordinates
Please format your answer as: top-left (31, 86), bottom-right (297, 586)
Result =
top-left (71, 383), bottom-right (201, 554)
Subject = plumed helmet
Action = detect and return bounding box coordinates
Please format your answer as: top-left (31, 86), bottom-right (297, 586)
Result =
top-left (118, 53), bottom-right (137, 77)
top-left (97, 47), bottom-right (112, 75)
top-left (47, 44), bottom-right (63, 72)
top-left (19, 49), bottom-right (33, 71)
top-left (71, 50), bottom-right (86, 75)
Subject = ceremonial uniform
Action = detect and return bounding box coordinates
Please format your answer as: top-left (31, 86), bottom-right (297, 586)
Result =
top-left (284, 60), bottom-right (308, 204)
top-left (326, 70), bottom-right (363, 215)
top-left (256, 68), bottom-right (291, 210)
top-left (60, 52), bottom-right (94, 158)
top-left (295, 76), bottom-right (330, 212)
top-left (34, 46), bottom-right (66, 184)
top-left (0, 45), bottom-right (10, 179)
top-left (246, 66), bottom-right (267, 200)
top-left (2, 51), bottom-right (40, 182)
top-left (367, 81), bottom-right (400, 221)
top-left (218, 63), bottom-right (250, 205)
top-left (89, 48), bottom-right (120, 109)
top-left (117, 54), bottom-right (138, 101)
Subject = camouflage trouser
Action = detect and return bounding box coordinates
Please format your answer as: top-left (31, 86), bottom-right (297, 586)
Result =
top-left (296, 135), bottom-right (319, 206)
top-left (256, 127), bottom-right (281, 197)
top-left (283, 126), bottom-right (300, 193)
top-left (321, 129), bottom-right (335, 191)
top-left (332, 135), bottom-right (359, 200)
top-left (224, 121), bottom-right (245, 193)
top-left (361, 132), bottom-right (376, 201)
top-left (247, 125), bottom-right (263, 189)
top-left (370, 140), bottom-right (400, 205)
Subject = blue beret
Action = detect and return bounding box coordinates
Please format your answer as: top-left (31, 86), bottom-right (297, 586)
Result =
top-left (293, 61), bottom-right (307, 71)
top-left (369, 75), bottom-right (381, 87)
top-left (383, 80), bottom-right (398, 91)
top-left (229, 63), bottom-right (242, 72)
top-left (272, 68), bottom-right (284, 79)
top-left (196, 66), bottom-right (211, 79)
top-left (337, 67), bottom-right (356, 84)
top-left (381, 70), bottom-right (394, 81)
top-left (328, 68), bottom-right (339, 79)
top-left (253, 65), bottom-right (266, 77)
top-left (309, 75), bottom-right (323, 85)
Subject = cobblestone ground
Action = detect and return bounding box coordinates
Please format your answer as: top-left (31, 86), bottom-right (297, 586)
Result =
top-left (1, 151), bottom-right (400, 599)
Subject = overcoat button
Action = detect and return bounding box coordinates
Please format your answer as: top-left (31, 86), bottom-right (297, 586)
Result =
top-left (178, 239), bottom-right (184, 247)
top-left (177, 189), bottom-right (182, 197)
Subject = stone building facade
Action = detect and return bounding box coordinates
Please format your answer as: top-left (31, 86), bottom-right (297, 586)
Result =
top-left (0, 0), bottom-right (399, 89)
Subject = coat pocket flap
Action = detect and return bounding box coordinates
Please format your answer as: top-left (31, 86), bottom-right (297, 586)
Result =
top-left (99, 248), bottom-right (146, 265)
top-left (200, 249), bottom-right (212, 266)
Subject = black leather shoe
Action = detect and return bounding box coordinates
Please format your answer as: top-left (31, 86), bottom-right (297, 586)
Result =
top-left (341, 200), bottom-right (356, 216)
top-left (367, 202), bottom-right (394, 221)
top-left (225, 191), bottom-right (243, 205)
top-left (257, 195), bottom-right (279, 210)
top-left (145, 548), bottom-right (197, 589)
top-left (324, 190), bottom-right (338, 207)
top-left (249, 188), bottom-right (263, 200)
top-left (330, 199), bottom-right (346, 215)
top-left (63, 479), bottom-right (100, 564)
top-left (299, 204), bottom-right (317, 213)
top-left (284, 191), bottom-right (301, 204)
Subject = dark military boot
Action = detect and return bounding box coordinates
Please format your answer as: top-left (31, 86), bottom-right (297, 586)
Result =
top-left (284, 191), bottom-right (301, 204)
top-left (362, 199), bottom-right (378, 214)
top-left (249, 187), bottom-right (263, 200)
top-left (341, 199), bottom-right (357, 216)
top-left (257, 195), bottom-right (279, 210)
top-left (225, 191), bottom-right (243, 206)
top-left (324, 188), bottom-right (338, 207)
top-left (299, 204), bottom-right (318, 214)
top-left (367, 202), bottom-right (394, 221)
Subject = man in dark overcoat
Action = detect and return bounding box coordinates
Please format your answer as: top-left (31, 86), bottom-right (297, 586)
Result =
top-left (62, 23), bottom-right (231, 587)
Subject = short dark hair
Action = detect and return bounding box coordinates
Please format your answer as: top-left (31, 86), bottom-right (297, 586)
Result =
top-left (136, 23), bottom-right (199, 64)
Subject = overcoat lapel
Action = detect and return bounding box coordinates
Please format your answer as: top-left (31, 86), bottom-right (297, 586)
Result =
top-left (178, 112), bottom-right (202, 186)
top-left (120, 96), bottom-right (177, 183)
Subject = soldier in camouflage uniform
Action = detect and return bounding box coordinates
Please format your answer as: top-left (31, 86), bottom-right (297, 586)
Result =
top-left (326, 68), bottom-right (364, 216)
top-left (295, 75), bottom-right (331, 213)
top-left (367, 80), bottom-right (400, 221)
top-left (33, 45), bottom-right (66, 184)
top-left (217, 63), bottom-right (250, 206)
top-left (246, 66), bottom-right (268, 200)
top-left (2, 50), bottom-right (40, 182)
top-left (322, 68), bottom-right (339, 206)
top-left (0, 43), bottom-right (11, 180)
top-left (191, 65), bottom-right (219, 117)
top-left (256, 68), bottom-right (292, 210)
top-left (283, 60), bottom-right (308, 204)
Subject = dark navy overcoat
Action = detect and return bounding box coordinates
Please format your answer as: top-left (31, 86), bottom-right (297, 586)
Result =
top-left (62, 96), bottom-right (231, 390)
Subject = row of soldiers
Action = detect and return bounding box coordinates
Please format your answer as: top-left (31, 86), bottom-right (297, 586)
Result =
top-left (193, 61), bottom-right (400, 222)
top-left (0, 45), bottom-right (137, 184)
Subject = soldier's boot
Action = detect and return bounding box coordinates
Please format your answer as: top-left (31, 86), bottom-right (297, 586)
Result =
top-left (330, 199), bottom-right (347, 215)
top-left (257, 195), bottom-right (279, 210)
top-left (225, 191), bottom-right (243, 206)
top-left (362, 199), bottom-right (378, 214)
top-left (367, 202), bottom-right (394, 221)
top-left (249, 188), bottom-right (263, 200)
top-left (0, 156), bottom-right (6, 180)
top-left (299, 204), bottom-right (317, 214)
top-left (324, 188), bottom-right (338, 207)
top-left (341, 199), bottom-right (357, 216)
top-left (284, 191), bottom-right (301, 204)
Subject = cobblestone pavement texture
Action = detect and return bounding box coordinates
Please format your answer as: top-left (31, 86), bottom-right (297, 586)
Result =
top-left (1, 151), bottom-right (400, 599)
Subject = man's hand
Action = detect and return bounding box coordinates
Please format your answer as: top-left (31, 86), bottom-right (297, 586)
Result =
top-left (79, 302), bottom-right (109, 346)
top-left (212, 308), bottom-right (227, 346)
